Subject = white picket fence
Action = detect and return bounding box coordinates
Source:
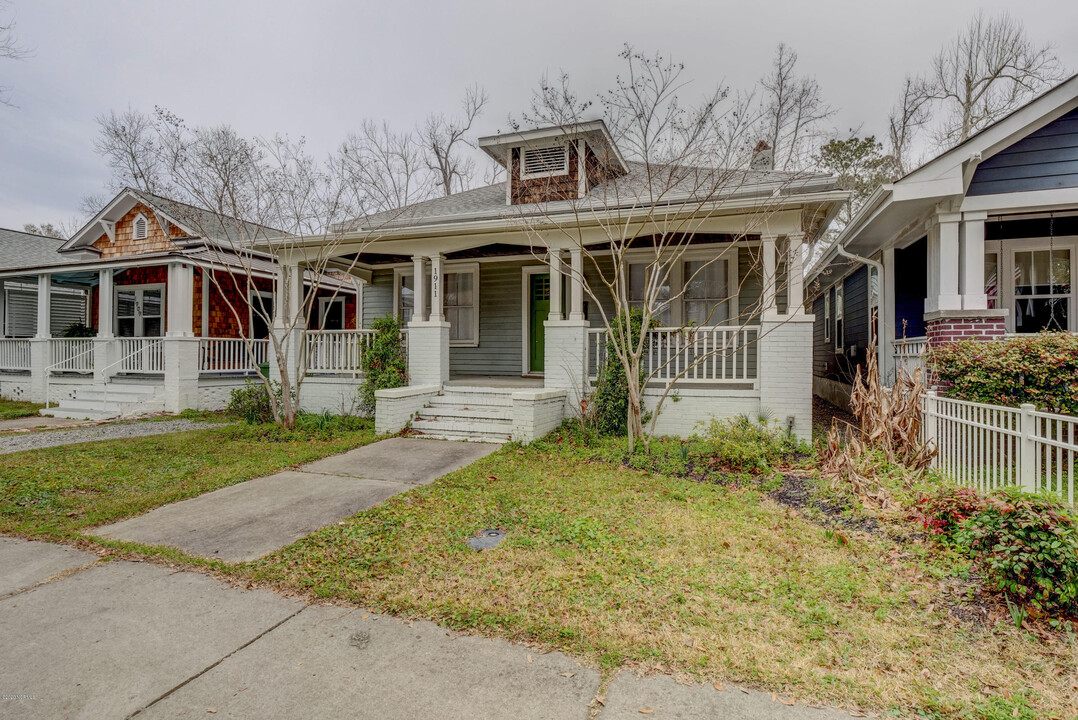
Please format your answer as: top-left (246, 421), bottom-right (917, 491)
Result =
top-left (0, 339), bottom-right (31, 371)
top-left (587, 326), bottom-right (759, 385)
top-left (924, 392), bottom-right (1076, 504)
top-left (199, 338), bottom-right (268, 374)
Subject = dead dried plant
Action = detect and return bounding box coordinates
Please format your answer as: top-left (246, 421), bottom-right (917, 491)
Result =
top-left (819, 343), bottom-right (937, 508)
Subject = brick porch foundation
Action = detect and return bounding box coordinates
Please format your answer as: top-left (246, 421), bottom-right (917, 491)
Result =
top-left (925, 313), bottom-right (1007, 348)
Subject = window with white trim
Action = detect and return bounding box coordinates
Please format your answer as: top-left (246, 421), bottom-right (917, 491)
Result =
top-left (396, 264), bottom-right (480, 346)
top-left (628, 263), bottom-right (672, 326)
top-left (133, 214), bottom-right (148, 240)
top-left (318, 297), bottom-right (345, 331)
top-left (520, 145), bottom-right (569, 179)
top-left (834, 285), bottom-right (844, 352)
top-left (682, 259), bottom-right (731, 325)
top-left (823, 292), bottom-right (831, 342)
top-left (1013, 248), bottom-right (1070, 333)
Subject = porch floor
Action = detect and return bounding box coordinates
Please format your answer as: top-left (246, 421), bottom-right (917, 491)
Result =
top-left (446, 375), bottom-right (544, 389)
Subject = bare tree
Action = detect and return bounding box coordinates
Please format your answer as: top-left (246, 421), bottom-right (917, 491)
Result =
top-left (513, 71), bottom-right (594, 130)
top-left (422, 85), bottom-right (488, 196)
top-left (886, 76), bottom-right (932, 177)
top-left (22, 222), bottom-right (65, 239)
top-left (338, 120), bottom-right (434, 214)
top-left (514, 49), bottom-right (807, 451)
top-left (0, 0), bottom-right (30, 105)
top-left (926, 11), bottom-right (1065, 147)
top-left (92, 108), bottom-right (168, 194)
top-left (757, 43), bottom-right (835, 171)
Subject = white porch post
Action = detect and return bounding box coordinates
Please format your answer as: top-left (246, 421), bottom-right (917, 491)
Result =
top-left (0, 278), bottom-right (5, 337)
top-left (269, 254), bottom-right (304, 389)
top-left (429, 254), bottom-right (444, 323)
top-left (35, 273), bottom-right (51, 339)
top-left (786, 233), bottom-right (805, 316)
top-left (94, 269), bottom-right (117, 383)
top-left (548, 251), bottom-right (563, 321)
top-left (960, 212), bottom-right (988, 310)
top-left (28, 273), bottom-right (51, 403)
top-left (881, 247), bottom-right (897, 383)
top-left (761, 235), bottom-right (777, 316)
top-left (926, 211), bottom-right (962, 313)
top-left (405, 255), bottom-right (449, 387)
top-left (163, 263), bottom-right (198, 412)
top-left (569, 247), bottom-right (584, 321)
top-left (353, 279), bottom-right (365, 329)
top-left (411, 256), bottom-right (426, 323)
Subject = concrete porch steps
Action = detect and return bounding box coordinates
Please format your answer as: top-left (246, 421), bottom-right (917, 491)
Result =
top-left (411, 386), bottom-right (515, 443)
top-left (41, 381), bottom-right (165, 421)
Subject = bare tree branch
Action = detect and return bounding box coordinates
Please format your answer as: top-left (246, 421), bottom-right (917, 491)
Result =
top-left (422, 85), bottom-right (488, 196)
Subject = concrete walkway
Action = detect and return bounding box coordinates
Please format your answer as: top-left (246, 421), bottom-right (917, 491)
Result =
top-left (0, 537), bottom-right (864, 720)
top-left (0, 418), bottom-right (224, 455)
top-left (93, 437), bottom-right (501, 562)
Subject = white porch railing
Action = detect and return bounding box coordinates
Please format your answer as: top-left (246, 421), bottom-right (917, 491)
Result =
top-left (588, 326), bottom-right (759, 385)
top-left (49, 338), bottom-right (94, 373)
top-left (305, 329), bottom-right (376, 376)
top-left (118, 337), bottom-right (165, 374)
top-left (924, 392), bottom-right (1075, 504)
top-left (894, 337), bottom-right (928, 377)
top-left (199, 338), bottom-right (268, 374)
top-left (0, 339), bottom-right (31, 371)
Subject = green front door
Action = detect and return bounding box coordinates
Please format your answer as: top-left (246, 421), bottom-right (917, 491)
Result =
top-left (529, 273), bottom-right (550, 373)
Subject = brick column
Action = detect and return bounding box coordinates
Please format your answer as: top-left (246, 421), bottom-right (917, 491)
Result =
top-left (925, 310), bottom-right (1007, 347)
top-left (759, 316), bottom-right (814, 441)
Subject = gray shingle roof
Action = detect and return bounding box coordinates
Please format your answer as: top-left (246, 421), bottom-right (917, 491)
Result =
top-left (347, 162), bottom-right (836, 232)
top-left (0, 227), bottom-right (83, 272)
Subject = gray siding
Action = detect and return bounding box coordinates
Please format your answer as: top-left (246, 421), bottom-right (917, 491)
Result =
top-left (812, 266), bottom-right (870, 384)
top-left (361, 270), bottom-right (394, 326)
top-left (968, 107), bottom-right (1078, 195)
top-left (450, 260), bottom-right (530, 375)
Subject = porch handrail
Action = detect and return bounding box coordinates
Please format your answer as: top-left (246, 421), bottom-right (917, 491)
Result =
top-left (42, 340), bottom-right (97, 409)
top-left (98, 337), bottom-right (165, 412)
top-left (588, 325), bottom-right (759, 385)
top-left (0, 339), bottom-right (31, 372)
top-left (306, 329), bottom-right (376, 376)
top-left (48, 338), bottom-right (95, 373)
top-left (199, 337), bottom-right (268, 374)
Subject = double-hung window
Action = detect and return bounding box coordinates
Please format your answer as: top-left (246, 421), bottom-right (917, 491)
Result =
top-left (834, 285), bottom-right (844, 353)
top-left (396, 263), bottom-right (480, 346)
top-left (682, 259), bottom-right (730, 325)
top-left (627, 263), bottom-right (672, 326)
top-left (1013, 248), bottom-right (1070, 333)
top-left (823, 292), bottom-right (831, 342)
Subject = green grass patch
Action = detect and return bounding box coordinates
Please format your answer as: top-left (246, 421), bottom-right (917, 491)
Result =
top-left (0, 398), bottom-right (45, 421)
top-left (0, 417), bottom-right (377, 539)
top-left (249, 432), bottom-right (1078, 720)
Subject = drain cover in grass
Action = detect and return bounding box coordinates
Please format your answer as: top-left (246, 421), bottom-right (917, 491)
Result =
top-left (467, 528), bottom-right (505, 551)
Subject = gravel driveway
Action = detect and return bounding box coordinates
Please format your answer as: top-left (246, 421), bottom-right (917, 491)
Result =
top-left (0, 419), bottom-right (226, 455)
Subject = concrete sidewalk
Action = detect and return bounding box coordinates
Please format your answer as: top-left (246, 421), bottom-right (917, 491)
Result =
top-left (0, 538), bottom-right (864, 720)
top-left (93, 437), bottom-right (500, 562)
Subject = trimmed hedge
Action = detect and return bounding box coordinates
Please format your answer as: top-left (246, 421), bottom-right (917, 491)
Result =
top-left (929, 333), bottom-right (1078, 415)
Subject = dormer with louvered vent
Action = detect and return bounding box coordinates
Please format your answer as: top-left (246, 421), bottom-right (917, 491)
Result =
top-left (478, 120), bottom-right (629, 206)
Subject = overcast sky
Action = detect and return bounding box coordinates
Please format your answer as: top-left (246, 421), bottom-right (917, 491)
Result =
top-left (1, 0), bottom-right (1076, 231)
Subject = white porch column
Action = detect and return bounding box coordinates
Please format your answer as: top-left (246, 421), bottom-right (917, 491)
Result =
top-left (163, 262), bottom-right (198, 412)
top-left (569, 248), bottom-right (584, 321)
top-left (925, 211), bottom-right (962, 313)
top-left (94, 269), bottom-right (117, 383)
top-left (166, 263), bottom-right (195, 337)
top-left (960, 212), bottom-right (988, 310)
top-left (353, 279), bottom-right (365, 329)
top-left (881, 247), bottom-right (897, 383)
top-left (35, 273), bottom-right (51, 339)
top-left (759, 315), bottom-right (814, 441)
top-left (411, 256), bottom-right (426, 323)
top-left (429, 254), bottom-right (444, 323)
top-left (548, 251), bottom-right (563, 321)
top-left (786, 233), bottom-right (805, 315)
top-left (270, 254), bottom-right (304, 387)
top-left (761, 235), bottom-right (777, 316)
top-left (28, 273), bottom-right (52, 402)
top-left (0, 279), bottom-right (5, 336)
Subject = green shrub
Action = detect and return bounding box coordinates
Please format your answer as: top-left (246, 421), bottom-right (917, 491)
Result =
top-left (359, 316), bottom-right (408, 414)
top-left (224, 412), bottom-right (370, 442)
top-left (955, 487), bottom-right (1078, 614)
top-left (929, 333), bottom-right (1078, 414)
top-left (591, 310), bottom-right (647, 436)
top-left (228, 378), bottom-right (284, 424)
top-left (918, 485), bottom-right (988, 540)
top-left (702, 414), bottom-right (807, 473)
top-left (60, 322), bottom-right (96, 338)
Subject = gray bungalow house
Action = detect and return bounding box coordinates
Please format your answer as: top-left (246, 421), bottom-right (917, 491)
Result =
top-left (276, 120), bottom-right (847, 442)
top-left (807, 75), bottom-right (1078, 407)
